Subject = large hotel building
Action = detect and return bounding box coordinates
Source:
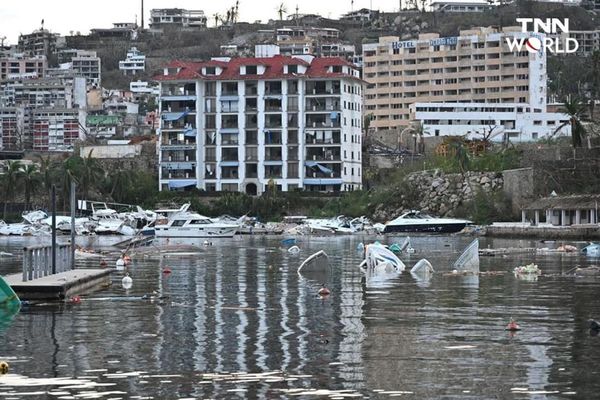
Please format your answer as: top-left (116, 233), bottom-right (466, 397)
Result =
top-left (155, 54), bottom-right (363, 194)
top-left (363, 27), bottom-right (570, 141)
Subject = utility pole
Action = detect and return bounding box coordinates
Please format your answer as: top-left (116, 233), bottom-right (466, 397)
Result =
top-left (51, 185), bottom-right (56, 275)
top-left (141, 0), bottom-right (144, 29)
top-left (70, 181), bottom-right (76, 270)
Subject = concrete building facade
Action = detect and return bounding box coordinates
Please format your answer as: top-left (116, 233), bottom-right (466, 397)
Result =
top-left (155, 55), bottom-right (363, 194)
top-left (0, 55), bottom-right (47, 80)
top-left (18, 29), bottom-right (58, 59)
top-left (150, 9), bottom-right (207, 30)
top-left (119, 47), bottom-right (146, 75)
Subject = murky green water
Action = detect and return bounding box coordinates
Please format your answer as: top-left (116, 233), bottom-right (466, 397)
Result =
top-left (1, 235), bottom-right (600, 399)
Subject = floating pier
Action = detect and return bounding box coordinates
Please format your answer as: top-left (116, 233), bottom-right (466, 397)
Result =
top-left (3, 269), bottom-right (112, 301)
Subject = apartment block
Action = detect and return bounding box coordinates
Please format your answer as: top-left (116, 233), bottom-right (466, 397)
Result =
top-left (57, 49), bottom-right (102, 86)
top-left (430, 0), bottom-right (494, 12)
top-left (32, 108), bottom-right (84, 152)
top-left (119, 47), bottom-right (146, 75)
top-left (0, 108), bottom-right (24, 150)
top-left (363, 27), bottom-right (547, 132)
top-left (155, 55), bottom-right (363, 194)
top-left (558, 30), bottom-right (600, 56)
top-left (150, 9), bottom-right (207, 30)
top-left (0, 54), bottom-right (47, 80)
top-left (18, 29), bottom-right (58, 58)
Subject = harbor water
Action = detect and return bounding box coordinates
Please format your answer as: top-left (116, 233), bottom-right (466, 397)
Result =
top-left (1, 235), bottom-right (600, 399)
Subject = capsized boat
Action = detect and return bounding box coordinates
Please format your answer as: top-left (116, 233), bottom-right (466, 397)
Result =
top-left (383, 211), bottom-right (471, 234)
top-left (360, 243), bottom-right (406, 273)
top-left (410, 259), bottom-right (435, 277)
top-left (453, 239), bottom-right (480, 273)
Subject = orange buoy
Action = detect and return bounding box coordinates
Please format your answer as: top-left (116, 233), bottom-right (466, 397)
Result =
top-left (100, 260), bottom-right (107, 267)
top-left (505, 318), bottom-right (521, 331)
top-left (123, 255), bottom-right (132, 265)
top-left (163, 267), bottom-right (172, 274)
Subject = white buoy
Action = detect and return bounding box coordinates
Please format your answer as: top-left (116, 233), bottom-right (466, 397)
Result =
top-left (288, 245), bottom-right (300, 254)
top-left (122, 273), bottom-right (133, 289)
top-left (406, 246), bottom-right (415, 254)
top-left (116, 258), bottom-right (125, 271)
top-left (203, 240), bottom-right (212, 246)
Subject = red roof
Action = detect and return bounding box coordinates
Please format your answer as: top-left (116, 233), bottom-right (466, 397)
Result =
top-left (154, 55), bottom-right (359, 82)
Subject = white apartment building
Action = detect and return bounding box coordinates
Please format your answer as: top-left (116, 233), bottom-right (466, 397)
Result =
top-left (150, 9), bottom-right (207, 30)
top-left (430, 0), bottom-right (494, 12)
top-left (410, 103), bottom-right (571, 142)
top-left (130, 80), bottom-right (160, 96)
top-left (155, 55), bottom-right (363, 194)
top-left (119, 47), bottom-right (146, 75)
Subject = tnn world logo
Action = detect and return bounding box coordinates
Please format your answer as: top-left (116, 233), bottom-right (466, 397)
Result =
top-left (505, 18), bottom-right (579, 54)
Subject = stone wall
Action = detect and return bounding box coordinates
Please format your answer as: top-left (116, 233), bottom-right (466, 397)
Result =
top-left (373, 169), bottom-right (505, 221)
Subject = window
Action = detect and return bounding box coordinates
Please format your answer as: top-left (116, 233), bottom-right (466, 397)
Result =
top-left (287, 162), bottom-right (298, 178)
top-left (245, 65), bottom-right (257, 74)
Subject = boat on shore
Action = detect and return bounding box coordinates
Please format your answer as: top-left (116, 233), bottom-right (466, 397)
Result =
top-left (153, 204), bottom-right (239, 238)
top-left (383, 211), bottom-right (471, 234)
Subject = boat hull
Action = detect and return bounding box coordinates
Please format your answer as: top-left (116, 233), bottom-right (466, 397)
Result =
top-left (154, 226), bottom-right (237, 238)
top-left (383, 222), bottom-right (467, 234)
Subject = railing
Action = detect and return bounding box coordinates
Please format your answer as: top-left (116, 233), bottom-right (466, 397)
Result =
top-left (22, 244), bottom-right (72, 282)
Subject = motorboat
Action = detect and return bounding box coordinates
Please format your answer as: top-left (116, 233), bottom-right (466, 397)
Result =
top-left (383, 211), bottom-right (471, 234)
top-left (153, 204), bottom-right (239, 238)
top-left (0, 222), bottom-right (36, 236)
top-left (582, 243), bottom-right (600, 258)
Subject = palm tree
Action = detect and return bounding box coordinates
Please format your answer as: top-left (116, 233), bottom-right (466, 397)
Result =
top-left (37, 154), bottom-right (58, 208)
top-left (108, 165), bottom-right (133, 203)
top-left (21, 164), bottom-right (41, 210)
top-left (213, 13), bottom-right (221, 27)
top-left (276, 3), bottom-right (287, 20)
top-left (72, 150), bottom-right (104, 200)
top-left (2, 160), bottom-right (23, 220)
top-left (554, 97), bottom-right (586, 148)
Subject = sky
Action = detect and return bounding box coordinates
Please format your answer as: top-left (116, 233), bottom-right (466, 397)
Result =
top-left (0, 0), bottom-right (405, 45)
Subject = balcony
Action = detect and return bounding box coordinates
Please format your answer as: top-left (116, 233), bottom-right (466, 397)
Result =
top-left (305, 116), bottom-right (341, 129)
top-left (161, 140), bottom-right (196, 150)
top-left (265, 148), bottom-right (283, 161)
top-left (221, 149), bottom-right (239, 162)
top-left (161, 169), bottom-right (196, 179)
top-left (161, 161), bottom-right (196, 170)
top-left (305, 131), bottom-right (341, 145)
top-left (305, 99), bottom-right (341, 112)
top-left (306, 81), bottom-right (341, 96)
top-left (306, 148), bottom-right (341, 161)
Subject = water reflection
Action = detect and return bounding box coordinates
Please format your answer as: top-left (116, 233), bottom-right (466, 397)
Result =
top-left (0, 235), bottom-right (599, 398)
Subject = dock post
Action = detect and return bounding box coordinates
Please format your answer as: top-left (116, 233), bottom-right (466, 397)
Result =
top-left (52, 185), bottom-right (56, 275)
top-left (70, 181), bottom-right (76, 269)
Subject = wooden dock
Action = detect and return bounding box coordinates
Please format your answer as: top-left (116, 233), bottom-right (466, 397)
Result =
top-left (3, 269), bottom-right (113, 301)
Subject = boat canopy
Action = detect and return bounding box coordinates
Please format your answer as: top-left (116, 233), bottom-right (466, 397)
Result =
top-left (305, 161), bottom-right (333, 174)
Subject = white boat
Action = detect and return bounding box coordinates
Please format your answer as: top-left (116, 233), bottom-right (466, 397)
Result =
top-left (90, 204), bottom-right (137, 236)
top-left (582, 243), bottom-right (600, 258)
top-left (0, 223), bottom-right (36, 236)
top-left (22, 210), bottom-right (48, 225)
top-left (410, 259), bottom-right (435, 277)
top-left (360, 243), bottom-right (406, 273)
top-left (383, 211), bottom-right (471, 234)
top-left (153, 204), bottom-right (239, 238)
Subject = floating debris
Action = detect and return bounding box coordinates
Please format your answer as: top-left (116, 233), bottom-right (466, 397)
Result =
top-left (410, 259), bottom-right (434, 277)
top-left (505, 318), bottom-right (521, 331)
top-left (297, 250), bottom-right (330, 283)
top-left (582, 243), bottom-right (600, 258)
top-left (514, 263), bottom-right (541, 276)
top-left (288, 245), bottom-right (301, 254)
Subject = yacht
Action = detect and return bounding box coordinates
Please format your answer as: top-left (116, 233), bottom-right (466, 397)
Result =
top-left (153, 204), bottom-right (239, 238)
top-left (383, 211), bottom-right (471, 234)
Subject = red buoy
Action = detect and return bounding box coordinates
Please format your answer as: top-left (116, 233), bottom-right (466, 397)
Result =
top-left (505, 318), bottom-right (521, 331)
top-left (318, 286), bottom-right (331, 296)
top-left (163, 267), bottom-right (172, 274)
top-left (69, 295), bottom-right (81, 304)
top-left (100, 260), bottom-right (107, 267)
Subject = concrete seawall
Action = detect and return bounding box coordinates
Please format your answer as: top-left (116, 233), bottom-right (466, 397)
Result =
top-left (485, 224), bottom-right (600, 240)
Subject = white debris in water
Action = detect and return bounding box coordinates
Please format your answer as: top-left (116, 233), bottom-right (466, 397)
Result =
top-left (444, 345), bottom-right (477, 350)
top-left (510, 388), bottom-right (560, 395)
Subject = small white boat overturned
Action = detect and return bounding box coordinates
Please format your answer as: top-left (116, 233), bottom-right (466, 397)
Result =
top-left (383, 211), bottom-right (471, 234)
top-left (582, 243), bottom-right (600, 258)
top-left (453, 239), bottom-right (480, 273)
top-left (153, 204), bottom-right (239, 238)
top-left (360, 243), bottom-right (406, 274)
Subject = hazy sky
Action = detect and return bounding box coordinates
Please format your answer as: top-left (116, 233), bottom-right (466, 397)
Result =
top-left (0, 0), bottom-right (404, 44)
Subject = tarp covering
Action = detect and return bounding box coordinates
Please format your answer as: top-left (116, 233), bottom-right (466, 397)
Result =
top-left (220, 161), bottom-right (239, 167)
top-left (168, 180), bottom-right (196, 189)
top-left (304, 178), bottom-right (342, 185)
top-left (184, 128), bottom-right (197, 137)
top-left (305, 161), bottom-right (333, 174)
top-left (162, 111), bottom-right (188, 121)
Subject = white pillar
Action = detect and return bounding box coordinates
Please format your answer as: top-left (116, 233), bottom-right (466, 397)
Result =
top-left (534, 210), bottom-right (540, 226)
top-left (522, 210), bottom-right (527, 224)
top-left (561, 209), bottom-right (568, 226)
top-left (575, 209), bottom-right (581, 225)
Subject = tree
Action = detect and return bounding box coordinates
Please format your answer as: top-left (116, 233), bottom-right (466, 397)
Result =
top-left (276, 3), bottom-right (287, 20)
top-left (71, 150), bottom-right (104, 200)
top-left (37, 154), bottom-right (59, 209)
top-left (21, 164), bottom-right (41, 210)
top-left (2, 160), bottom-right (23, 220)
top-left (554, 97), bottom-right (586, 148)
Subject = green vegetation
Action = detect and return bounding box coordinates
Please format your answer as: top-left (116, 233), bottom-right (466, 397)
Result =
top-left (424, 147), bottom-right (522, 174)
